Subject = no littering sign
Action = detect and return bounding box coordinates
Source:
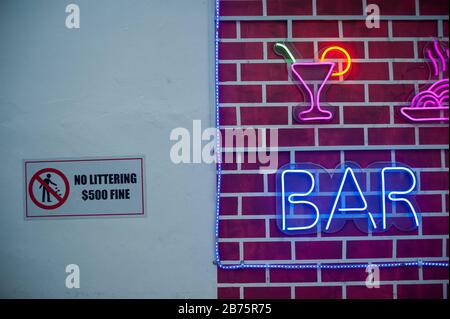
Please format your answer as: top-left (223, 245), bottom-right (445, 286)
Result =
top-left (24, 157), bottom-right (145, 219)
top-left (28, 167), bottom-right (70, 210)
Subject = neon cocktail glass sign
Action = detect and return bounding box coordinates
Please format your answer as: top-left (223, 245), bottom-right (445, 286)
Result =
top-left (274, 43), bottom-right (352, 122)
top-left (276, 162), bottom-right (420, 235)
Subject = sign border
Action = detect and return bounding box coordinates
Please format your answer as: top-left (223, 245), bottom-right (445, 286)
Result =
top-left (24, 156), bottom-right (146, 219)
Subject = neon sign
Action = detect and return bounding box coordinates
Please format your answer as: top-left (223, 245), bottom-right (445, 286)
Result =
top-left (214, 0), bottom-right (448, 270)
top-left (274, 43), bottom-right (352, 122)
top-left (276, 162), bottom-right (421, 235)
top-left (320, 46), bottom-right (352, 77)
top-left (401, 39), bottom-right (449, 122)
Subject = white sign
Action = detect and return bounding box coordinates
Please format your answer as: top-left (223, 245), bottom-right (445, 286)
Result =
top-left (24, 156), bottom-right (145, 218)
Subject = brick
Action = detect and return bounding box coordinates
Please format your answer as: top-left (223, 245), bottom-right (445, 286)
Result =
top-left (446, 194), bottom-right (449, 213)
top-left (319, 128), bottom-right (365, 146)
top-left (368, 128), bottom-right (415, 145)
top-left (219, 21), bottom-right (236, 39)
top-left (295, 241), bottom-right (342, 260)
top-left (414, 194), bottom-right (443, 213)
top-left (423, 267), bottom-right (449, 280)
top-left (218, 287), bottom-right (240, 299)
top-left (241, 63), bottom-right (288, 81)
top-left (219, 85), bottom-right (262, 103)
top-left (379, 266), bottom-right (419, 281)
top-left (419, 127), bottom-right (449, 145)
top-left (240, 106), bottom-right (288, 125)
top-left (268, 42), bottom-right (314, 60)
top-left (397, 284), bottom-right (443, 299)
top-left (220, 0), bottom-right (263, 16)
top-left (347, 240), bottom-right (393, 259)
top-left (221, 173), bottom-right (263, 193)
top-left (292, 21), bottom-right (339, 38)
top-left (269, 218), bottom-right (318, 238)
top-left (219, 107), bottom-right (237, 126)
top-left (295, 150), bottom-right (341, 169)
top-left (395, 149), bottom-right (442, 168)
top-left (241, 151), bottom-right (290, 170)
top-left (324, 84), bottom-right (365, 102)
top-left (420, 0), bottom-right (449, 15)
top-left (423, 216), bottom-right (449, 235)
top-left (278, 128), bottom-right (315, 147)
top-left (295, 286), bottom-right (342, 299)
top-left (270, 268), bottom-right (317, 283)
top-left (244, 241), bottom-right (292, 260)
top-left (244, 287), bottom-right (291, 299)
top-left (393, 21), bottom-right (438, 37)
top-left (219, 219), bottom-right (266, 238)
top-left (318, 41), bottom-right (365, 59)
top-left (445, 150), bottom-right (449, 168)
top-left (219, 63), bottom-right (237, 82)
top-left (267, 0), bottom-right (312, 15)
top-left (393, 62), bottom-right (429, 80)
top-left (321, 267), bottom-right (366, 282)
top-left (242, 196), bottom-right (276, 215)
top-left (342, 20), bottom-right (388, 37)
top-left (347, 285), bottom-right (394, 299)
top-left (267, 173), bottom-right (277, 192)
top-left (241, 21), bottom-right (287, 38)
top-left (219, 242), bottom-right (240, 260)
top-left (217, 268), bottom-right (266, 283)
top-left (417, 40), bottom-right (449, 59)
top-left (316, 0), bottom-right (362, 15)
top-left (344, 150), bottom-right (391, 168)
top-left (346, 62), bottom-right (390, 81)
top-left (219, 42), bottom-right (263, 60)
top-left (372, 227), bottom-right (418, 237)
top-left (369, 41), bottom-right (414, 58)
top-left (397, 239), bottom-right (442, 257)
top-left (221, 152), bottom-right (237, 170)
top-left (266, 84), bottom-right (303, 103)
top-left (371, 0), bottom-right (416, 15)
top-left (369, 84), bottom-right (415, 102)
top-left (420, 171), bottom-right (449, 191)
top-left (344, 106), bottom-right (390, 124)
top-left (322, 220), bottom-right (369, 237)
top-left (220, 196), bottom-right (238, 215)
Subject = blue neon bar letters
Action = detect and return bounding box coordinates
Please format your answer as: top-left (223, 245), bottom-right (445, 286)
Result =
top-left (277, 162), bottom-right (421, 234)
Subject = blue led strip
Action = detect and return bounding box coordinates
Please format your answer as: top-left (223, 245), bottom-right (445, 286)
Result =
top-left (212, 0), bottom-right (448, 270)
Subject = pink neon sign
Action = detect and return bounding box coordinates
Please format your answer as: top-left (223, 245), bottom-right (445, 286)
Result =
top-left (274, 43), bottom-right (352, 123)
top-left (291, 62), bottom-right (335, 121)
top-left (401, 39), bottom-right (449, 122)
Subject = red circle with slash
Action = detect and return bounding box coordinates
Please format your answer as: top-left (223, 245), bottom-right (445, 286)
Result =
top-left (28, 168), bottom-right (70, 210)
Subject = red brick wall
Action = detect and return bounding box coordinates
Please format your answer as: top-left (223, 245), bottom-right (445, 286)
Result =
top-left (217, 0), bottom-right (449, 299)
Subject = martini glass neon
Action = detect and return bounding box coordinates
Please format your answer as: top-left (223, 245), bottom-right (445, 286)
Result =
top-left (291, 62), bottom-right (335, 121)
top-left (274, 43), bottom-right (350, 122)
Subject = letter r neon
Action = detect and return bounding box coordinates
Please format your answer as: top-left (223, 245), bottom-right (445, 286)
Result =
top-left (381, 167), bottom-right (420, 229)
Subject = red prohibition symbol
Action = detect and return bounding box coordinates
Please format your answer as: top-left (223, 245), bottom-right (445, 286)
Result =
top-left (28, 168), bottom-right (70, 210)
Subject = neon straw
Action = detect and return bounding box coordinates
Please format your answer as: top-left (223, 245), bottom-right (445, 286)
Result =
top-left (274, 43), bottom-right (296, 63)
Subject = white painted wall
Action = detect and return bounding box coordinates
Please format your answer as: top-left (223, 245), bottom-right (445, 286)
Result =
top-left (0, 0), bottom-right (216, 298)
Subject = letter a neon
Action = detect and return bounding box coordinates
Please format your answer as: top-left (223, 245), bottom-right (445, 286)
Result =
top-left (326, 167), bottom-right (376, 231)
